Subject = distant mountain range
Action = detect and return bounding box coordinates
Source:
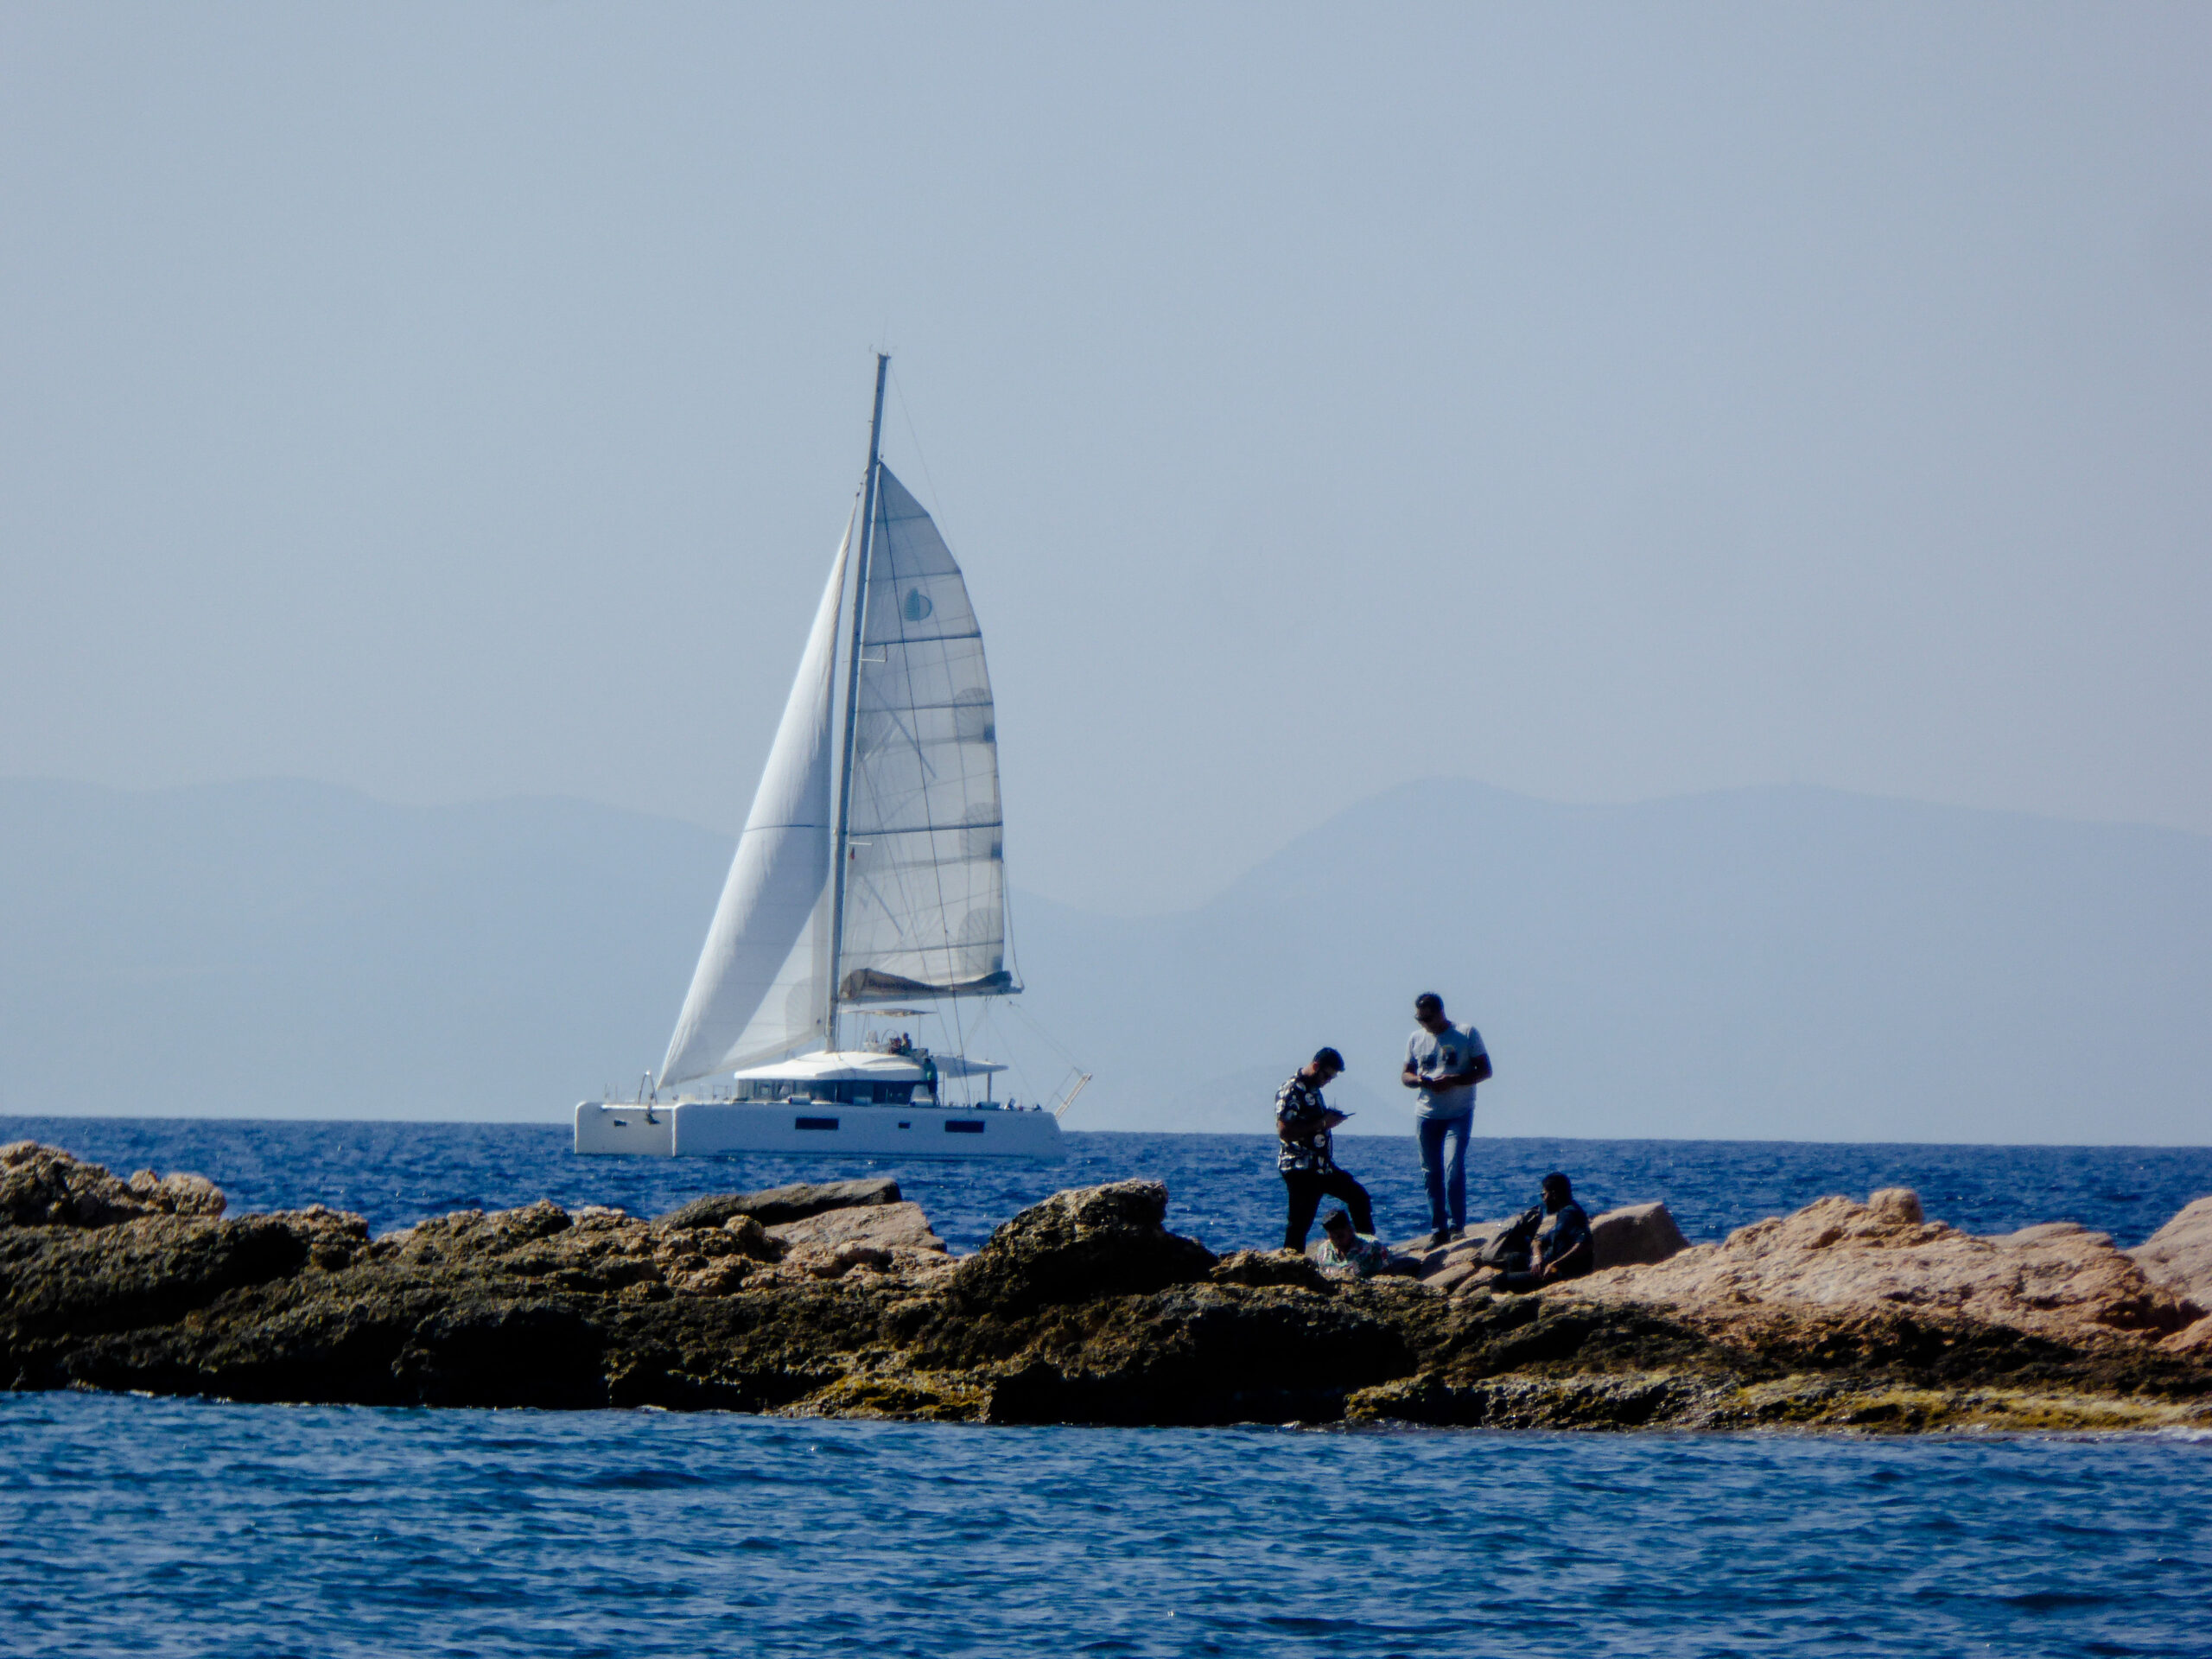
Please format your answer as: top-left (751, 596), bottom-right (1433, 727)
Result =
top-left (2, 777), bottom-right (2205, 1143)
top-left (0, 779), bottom-right (729, 1126)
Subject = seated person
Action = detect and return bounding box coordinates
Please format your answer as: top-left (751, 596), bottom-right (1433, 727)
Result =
top-left (1313, 1209), bottom-right (1415, 1280)
top-left (1487, 1172), bottom-right (1594, 1292)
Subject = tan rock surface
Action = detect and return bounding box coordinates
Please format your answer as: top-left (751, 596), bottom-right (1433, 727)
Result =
top-left (2164, 1316), bottom-right (2212, 1354)
top-left (2129, 1195), bottom-right (2212, 1306)
top-left (1209, 1248), bottom-right (1331, 1292)
top-left (2, 1140), bottom-right (226, 1225)
top-left (1391, 1216), bottom-right (1519, 1274)
top-left (1571, 1190), bottom-right (2199, 1343)
top-left (659, 1178), bottom-right (903, 1230)
top-left (1868, 1187), bottom-right (1924, 1224)
top-left (1591, 1202), bottom-right (1689, 1269)
top-left (1426, 1262), bottom-right (1482, 1295)
top-left (768, 1200), bottom-right (949, 1277)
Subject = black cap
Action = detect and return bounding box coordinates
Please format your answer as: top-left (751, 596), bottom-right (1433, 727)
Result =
top-left (1414, 992), bottom-right (1443, 1012)
top-left (1312, 1046), bottom-right (1344, 1071)
top-left (1542, 1171), bottom-right (1572, 1194)
top-left (1323, 1208), bottom-right (1354, 1230)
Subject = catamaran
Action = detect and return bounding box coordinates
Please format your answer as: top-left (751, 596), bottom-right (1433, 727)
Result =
top-left (575, 356), bottom-right (1071, 1159)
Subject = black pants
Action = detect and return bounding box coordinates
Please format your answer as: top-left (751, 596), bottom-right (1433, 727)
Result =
top-left (1281, 1168), bottom-right (1374, 1251)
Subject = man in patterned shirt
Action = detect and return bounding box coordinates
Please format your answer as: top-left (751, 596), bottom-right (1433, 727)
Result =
top-left (1314, 1209), bottom-right (1416, 1279)
top-left (1276, 1046), bottom-right (1375, 1251)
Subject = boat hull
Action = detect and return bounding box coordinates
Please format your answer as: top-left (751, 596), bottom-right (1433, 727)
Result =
top-left (574, 1099), bottom-right (1063, 1159)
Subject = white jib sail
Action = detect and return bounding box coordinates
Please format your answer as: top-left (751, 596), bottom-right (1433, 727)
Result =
top-left (836, 466), bottom-right (1014, 1005)
top-left (659, 527), bottom-right (850, 1085)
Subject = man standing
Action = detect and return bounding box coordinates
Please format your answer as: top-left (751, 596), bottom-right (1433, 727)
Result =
top-left (1275, 1046), bottom-right (1375, 1252)
top-left (1402, 992), bottom-right (1491, 1248)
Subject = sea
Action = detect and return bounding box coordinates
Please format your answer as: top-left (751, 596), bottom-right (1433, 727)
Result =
top-left (3, 1117), bottom-right (2210, 1658)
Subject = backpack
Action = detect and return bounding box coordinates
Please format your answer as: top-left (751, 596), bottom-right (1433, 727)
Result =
top-left (1477, 1204), bottom-right (1544, 1268)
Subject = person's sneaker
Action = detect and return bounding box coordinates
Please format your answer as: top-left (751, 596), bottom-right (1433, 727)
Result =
top-left (1448, 1227), bottom-right (1466, 1243)
top-left (1427, 1230), bottom-right (1450, 1249)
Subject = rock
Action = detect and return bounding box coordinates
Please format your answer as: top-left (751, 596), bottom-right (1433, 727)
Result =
top-left (1591, 1201), bottom-right (1689, 1270)
top-left (806, 1244), bottom-right (894, 1279)
top-left (1350, 1367), bottom-right (1727, 1430)
top-left (950, 1180), bottom-right (1217, 1313)
top-left (1427, 1262), bottom-right (1483, 1296)
top-left (1573, 1190), bottom-right (2199, 1343)
top-left (2164, 1316), bottom-right (2212, 1355)
top-left (2130, 1196), bottom-right (2212, 1310)
top-left (3, 1145), bottom-right (2207, 1432)
top-left (658, 1177), bottom-right (902, 1230)
top-left (1869, 1187), bottom-right (1923, 1225)
top-left (770, 1201), bottom-right (946, 1273)
top-left (126, 1169), bottom-right (227, 1217)
top-left (2, 1142), bottom-right (227, 1227)
top-left (720, 1215), bottom-right (784, 1260)
top-left (393, 1300), bottom-right (607, 1408)
top-left (1211, 1249), bottom-right (1332, 1292)
top-left (1390, 1217), bottom-right (1520, 1277)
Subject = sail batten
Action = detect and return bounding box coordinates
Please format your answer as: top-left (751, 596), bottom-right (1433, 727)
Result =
top-left (830, 465), bottom-right (1014, 1005)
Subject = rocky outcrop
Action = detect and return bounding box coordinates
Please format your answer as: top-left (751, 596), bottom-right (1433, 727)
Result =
top-left (2131, 1197), bottom-right (2212, 1352)
top-left (3, 1147), bottom-right (2207, 1432)
top-left (771, 1200), bottom-right (950, 1279)
top-left (1592, 1202), bottom-right (1692, 1269)
top-left (1568, 1189), bottom-right (2203, 1345)
top-left (1211, 1248), bottom-right (1334, 1293)
top-left (2, 1140), bottom-right (226, 1226)
top-left (658, 1177), bottom-right (903, 1230)
top-left (948, 1180), bottom-right (1218, 1313)
top-left (652, 1179), bottom-right (949, 1281)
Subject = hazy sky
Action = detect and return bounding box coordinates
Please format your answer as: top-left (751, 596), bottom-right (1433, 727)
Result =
top-left (3, 4), bottom-right (2207, 913)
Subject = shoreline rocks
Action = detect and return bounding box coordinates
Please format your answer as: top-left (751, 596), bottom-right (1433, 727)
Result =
top-left (1565, 1190), bottom-right (2202, 1346)
top-left (2130, 1197), bottom-right (2212, 1352)
top-left (3, 1140), bottom-right (226, 1227)
top-left (3, 1145), bottom-right (2207, 1432)
top-left (658, 1176), bottom-right (905, 1230)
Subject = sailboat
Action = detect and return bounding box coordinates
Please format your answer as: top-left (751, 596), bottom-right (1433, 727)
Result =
top-left (575, 356), bottom-right (1067, 1159)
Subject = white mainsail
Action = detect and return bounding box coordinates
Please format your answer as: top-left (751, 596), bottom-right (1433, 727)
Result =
top-left (835, 466), bottom-right (1015, 1006)
top-left (658, 400), bottom-right (1019, 1089)
top-left (658, 526), bottom-right (849, 1085)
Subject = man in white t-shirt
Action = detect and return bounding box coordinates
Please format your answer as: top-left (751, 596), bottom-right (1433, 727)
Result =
top-left (1402, 992), bottom-right (1491, 1248)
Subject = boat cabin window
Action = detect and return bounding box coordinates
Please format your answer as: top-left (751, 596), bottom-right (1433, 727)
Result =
top-left (736, 1079), bottom-right (913, 1105)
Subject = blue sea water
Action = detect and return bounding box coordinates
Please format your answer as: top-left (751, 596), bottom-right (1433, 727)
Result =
top-left (4, 1395), bottom-right (2209, 1657)
top-left (3, 1119), bottom-right (2211, 1656)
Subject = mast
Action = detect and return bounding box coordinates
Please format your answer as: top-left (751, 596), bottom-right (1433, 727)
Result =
top-left (826, 352), bottom-right (890, 1053)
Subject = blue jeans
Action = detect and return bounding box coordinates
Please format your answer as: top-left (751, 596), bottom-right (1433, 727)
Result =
top-left (1418, 1113), bottom-right (1471, 1231)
